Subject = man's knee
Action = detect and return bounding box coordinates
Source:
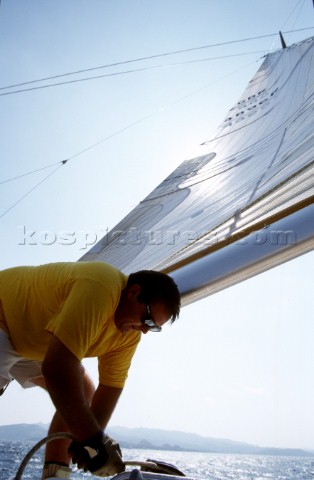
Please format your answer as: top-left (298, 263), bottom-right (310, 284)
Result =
top-left (30, 375), bottom-right (47, 389)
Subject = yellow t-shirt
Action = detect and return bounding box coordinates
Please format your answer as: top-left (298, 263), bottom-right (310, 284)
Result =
top-left (0, 261), bottom-right (141, 387)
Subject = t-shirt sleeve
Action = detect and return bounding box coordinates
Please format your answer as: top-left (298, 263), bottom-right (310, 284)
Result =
top-left (98, 333), bottom-right (141, 388)
top-left (45, 279), bottom-right (115, 360)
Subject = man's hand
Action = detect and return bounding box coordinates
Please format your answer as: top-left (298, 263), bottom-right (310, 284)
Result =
top-left (69, 431), bottom-right (125, 476)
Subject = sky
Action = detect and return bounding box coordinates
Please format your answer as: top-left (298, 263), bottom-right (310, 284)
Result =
top-left (0, 0), bottom-right (314, 451)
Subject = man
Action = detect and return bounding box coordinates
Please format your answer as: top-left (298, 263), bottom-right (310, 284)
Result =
top-left (0, 261), bottom-right (180, 478)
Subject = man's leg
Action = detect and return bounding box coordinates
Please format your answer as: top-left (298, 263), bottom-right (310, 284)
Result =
top-left (39, 411), bottom-right (73, 480)
top-left (39, 368), bottom-right (96, 478)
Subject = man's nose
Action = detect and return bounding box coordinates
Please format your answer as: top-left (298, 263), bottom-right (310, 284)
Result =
top-left (140, 325), bottom-right (149, 334)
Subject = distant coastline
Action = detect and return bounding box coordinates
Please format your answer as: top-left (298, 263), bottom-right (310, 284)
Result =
top-left (0, 423), bottom-right (313, 457)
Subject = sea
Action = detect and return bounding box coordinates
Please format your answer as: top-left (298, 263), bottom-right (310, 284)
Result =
top-left (1, 442), bottom-right (314, 480)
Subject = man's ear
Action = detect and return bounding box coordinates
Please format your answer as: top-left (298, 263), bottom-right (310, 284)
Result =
top-left (127, 283), bottom-right (141, 299)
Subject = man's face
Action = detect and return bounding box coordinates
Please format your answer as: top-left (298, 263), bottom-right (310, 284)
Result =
top-left (115, 284), bottom-right (171, 334)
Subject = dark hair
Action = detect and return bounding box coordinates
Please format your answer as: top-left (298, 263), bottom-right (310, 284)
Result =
top-left (127, 270), bottom-right (181, 323)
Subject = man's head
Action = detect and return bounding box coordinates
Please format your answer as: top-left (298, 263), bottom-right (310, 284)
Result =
top-left (127, 270), bottom-right (181, 323)
top-left (114, 270), bottom-right (181, 334)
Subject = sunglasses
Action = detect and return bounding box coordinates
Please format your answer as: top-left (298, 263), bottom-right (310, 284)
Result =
top-left (141, 304), bottom-right (162, 332)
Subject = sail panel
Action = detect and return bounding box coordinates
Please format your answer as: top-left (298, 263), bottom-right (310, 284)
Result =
top-left (80, 37), bottom-right (314, 298)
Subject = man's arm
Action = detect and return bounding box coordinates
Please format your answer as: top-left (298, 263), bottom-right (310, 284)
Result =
top-left (42, 335), bottom-right (100, 441)
top-left (91, 384), bottom-right (123, 429)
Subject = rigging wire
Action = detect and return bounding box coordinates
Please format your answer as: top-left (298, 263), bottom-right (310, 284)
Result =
top-left (0, 58), bottom-right (259, 219)
top-left (0, 50), bottom-right (268, 97)
top-left (68, 58), bottom-right (260, 162)
top-left (0, 164), bottom-right (63, 219)
top-left (268, 1), bottom-right (310, 51)
top-left (281, 0), bottom-right (308, 31)
top-left (2, 24), bottom-right (313, 218)
top-left (0, 160), bottom-right (67, 185)
top-left (0, 26), bottom-right (313, 94)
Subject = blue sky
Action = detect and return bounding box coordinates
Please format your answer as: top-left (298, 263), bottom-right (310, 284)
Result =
top-left (0, 0), bottom-right (314, 450)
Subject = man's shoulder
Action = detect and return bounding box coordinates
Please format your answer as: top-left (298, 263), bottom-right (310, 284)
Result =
top-left (77, 261), bottom-right (124, 276)
top-left (75, 261), bottom-right (127, 287)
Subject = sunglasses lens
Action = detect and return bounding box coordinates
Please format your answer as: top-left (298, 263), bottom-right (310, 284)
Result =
top-left (141, 304), bottom-right (162, 332)
top-left (144, 319), bottom-right (154, 327)
top-left (144, 320), bottom-right (161, 332)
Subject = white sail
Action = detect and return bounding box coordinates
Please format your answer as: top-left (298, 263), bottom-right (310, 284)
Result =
top-left (81, 36), bottom-right (314, 304)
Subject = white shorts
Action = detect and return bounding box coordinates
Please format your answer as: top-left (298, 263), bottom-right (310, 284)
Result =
top-left (0, 329), bottom-right (43, 389)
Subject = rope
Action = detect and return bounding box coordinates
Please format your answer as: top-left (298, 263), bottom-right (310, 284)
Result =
top-left (14, 432), bottom-right (74, 480)
top-left (13, 432), bottom-right (159, 480)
